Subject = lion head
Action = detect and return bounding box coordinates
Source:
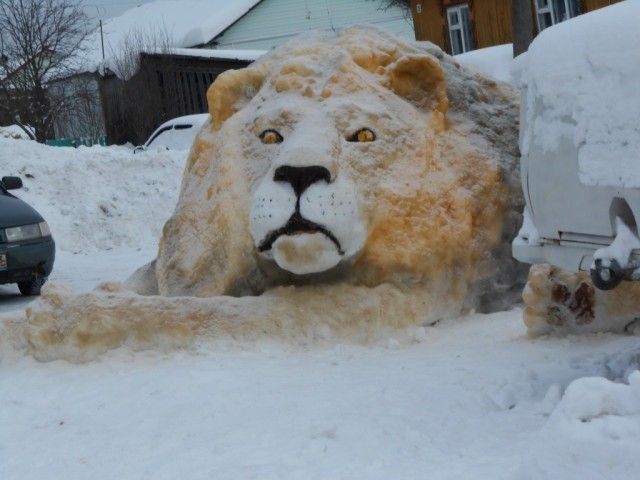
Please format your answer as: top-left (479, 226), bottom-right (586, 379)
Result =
top-left (153, 26), bottom-right (523, 306)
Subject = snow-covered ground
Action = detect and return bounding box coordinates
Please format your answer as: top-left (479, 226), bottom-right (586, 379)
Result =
top-left (2, 3), bottom-right (640, 479)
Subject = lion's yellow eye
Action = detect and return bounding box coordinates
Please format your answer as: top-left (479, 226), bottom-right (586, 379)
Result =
top-left (348, 128), bottom-right (376, 143)
top-left (260, 129), bottom-right (283, 144)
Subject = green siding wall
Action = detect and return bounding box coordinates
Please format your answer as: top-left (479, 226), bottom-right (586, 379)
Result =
top-left (213, 0), bottom-right (414, 50)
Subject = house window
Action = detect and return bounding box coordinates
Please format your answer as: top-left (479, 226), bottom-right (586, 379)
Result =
top-left (447, 4), bottom-right (474, 55)
top-left (535, 0), bottom-right (581, 32)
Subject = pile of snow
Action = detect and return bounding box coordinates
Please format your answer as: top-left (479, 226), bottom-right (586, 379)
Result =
top-left (0, 125), bottom-right (34, 140)
top-left (519, 0), bottom-right (640, 188)
top-left (521, 371), bottom-right (640, 479)
top-left (455, 44), bottom-right (515, 84)
top-left (1, 301), bottom-right (639, 479)
top-left (0, 136), bottom-right (186, 253)
top-left (593, 217), bottom-right (640, 268)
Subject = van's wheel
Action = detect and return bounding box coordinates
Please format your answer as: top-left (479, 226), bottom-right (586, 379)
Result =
top-left (590, 259), bottom-right (623, 291)
top-left (17, 277), bottom-right (47, 296)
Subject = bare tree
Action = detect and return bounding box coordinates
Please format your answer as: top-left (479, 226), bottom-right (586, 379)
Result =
top-left (378, 0), bottom-right (411, 11)
top-left (108, 26), bottom-right (175, 81)
top-left (106, 25), bottom-right (176, 145)
top-left (0, 0), bottom-right (90, 142)
top-left (375, 0), bottom-right (413, 27)
top-left (48, 72), bottom-right (104, 142)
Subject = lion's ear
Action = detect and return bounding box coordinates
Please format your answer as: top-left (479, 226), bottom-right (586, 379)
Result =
top-left (207, 65), bottom-right (268, 130)
top-left (387, 54), bottom-right (448, 129)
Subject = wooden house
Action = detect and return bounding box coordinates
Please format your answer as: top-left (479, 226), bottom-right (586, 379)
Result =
top-left (410, 0), bottom-right (623, 55)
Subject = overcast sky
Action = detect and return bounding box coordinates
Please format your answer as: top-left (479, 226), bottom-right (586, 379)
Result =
top-left (79, 0), bottom-right (155, 22)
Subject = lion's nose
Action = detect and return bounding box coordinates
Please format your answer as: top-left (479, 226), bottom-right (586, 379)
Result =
top-left (273, 165), bottom-right (331, 197)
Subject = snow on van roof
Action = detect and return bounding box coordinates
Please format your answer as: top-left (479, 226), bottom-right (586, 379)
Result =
top-left (520, 0), bottom-right (640, 189)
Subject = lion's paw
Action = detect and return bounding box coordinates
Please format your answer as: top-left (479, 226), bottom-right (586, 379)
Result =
top-left (523, 264), bottom-right (596, 337)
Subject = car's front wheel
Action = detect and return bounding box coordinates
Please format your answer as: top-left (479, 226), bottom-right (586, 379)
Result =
top-left (17, 277), bottom-right (47, 296)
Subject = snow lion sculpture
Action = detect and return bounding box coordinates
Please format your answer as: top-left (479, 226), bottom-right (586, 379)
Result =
top-left (22, 26), bottom-right (525, 361)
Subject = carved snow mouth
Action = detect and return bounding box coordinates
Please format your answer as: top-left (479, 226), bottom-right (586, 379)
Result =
top-left (258, 211), bottom-right (344, 255)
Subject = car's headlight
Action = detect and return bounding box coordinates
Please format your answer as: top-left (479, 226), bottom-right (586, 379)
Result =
top-left (5, 222), bottom-right (51, 242)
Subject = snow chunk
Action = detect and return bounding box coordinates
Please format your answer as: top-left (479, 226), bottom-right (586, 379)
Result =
top-left (513, 208), bottom-right (540, 246)
top-left (520, 371), bottom-right (640, 479)
top-left (455, 44), bottom-right (515, 85)
top-left (592, 217), bottom-right (640, 268)
top-left (0, 137), bottom-right (185, 253)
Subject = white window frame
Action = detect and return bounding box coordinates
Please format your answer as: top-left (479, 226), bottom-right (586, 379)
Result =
top-left (447, 4), bottom-right (474, 55)
top-left (535, 0), bottom-right (581, 32)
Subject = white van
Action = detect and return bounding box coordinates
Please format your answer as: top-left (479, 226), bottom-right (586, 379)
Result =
top-left (512, 2), bottom-right (640, 290)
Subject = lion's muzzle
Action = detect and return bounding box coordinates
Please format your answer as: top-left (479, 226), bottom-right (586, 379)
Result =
top-left (250, 161), bottom-right (365, 275)
top-left (259, 165), bottom-right (343, 255)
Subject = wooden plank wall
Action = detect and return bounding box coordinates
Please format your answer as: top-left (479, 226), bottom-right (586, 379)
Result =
top-left (471, 0), bottom-right (512, 49)
top-left (411, 0), bottom-right (623, 54)
top-left (411, 1), bottom-right (446, 50)
top-left (142, 55), bottom-right (252, 118)
top-left (582, 0), bottom-right (622, 11)
top-left (412, 0), bottom-right (513, 52)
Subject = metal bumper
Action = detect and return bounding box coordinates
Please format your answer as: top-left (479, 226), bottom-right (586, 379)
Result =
top-left (0, 236), bottom-right (55, 284)
top-left (512, 237), bottom-right (608, 273)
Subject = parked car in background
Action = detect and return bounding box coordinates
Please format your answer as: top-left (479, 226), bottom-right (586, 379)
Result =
top-left (0, 176), bottom-right (55, 295)
top-left (133, 114), bottom-right (209, 153)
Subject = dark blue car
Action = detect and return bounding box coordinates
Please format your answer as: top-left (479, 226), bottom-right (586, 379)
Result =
top-left (0, 176), bottom-right (55, 295)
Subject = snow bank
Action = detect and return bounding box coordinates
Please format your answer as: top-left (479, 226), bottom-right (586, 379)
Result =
top-left (520, 0), bottom-right (640, 188)
top-left (455, 44), bottom-right (514, 84)
top-left (520, 371), bottom-right (640, 479)
top-left (0, 125), bottom-right (34, 140)
top-left (0, 137), bottom-right (185, 253)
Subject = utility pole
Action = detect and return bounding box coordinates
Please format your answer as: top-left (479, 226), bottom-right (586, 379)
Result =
top-left (512, 0), bottom-right (534, 57)
top-left (100, 19), bottom-right (105, 60)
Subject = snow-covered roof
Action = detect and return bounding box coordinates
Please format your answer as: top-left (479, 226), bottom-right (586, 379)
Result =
top-left (81, 0), bottom-right (262, 73)
top-left (145, 47), bottom-right (266, 63)
top-left (80, 0), bottom-right (414, 77)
